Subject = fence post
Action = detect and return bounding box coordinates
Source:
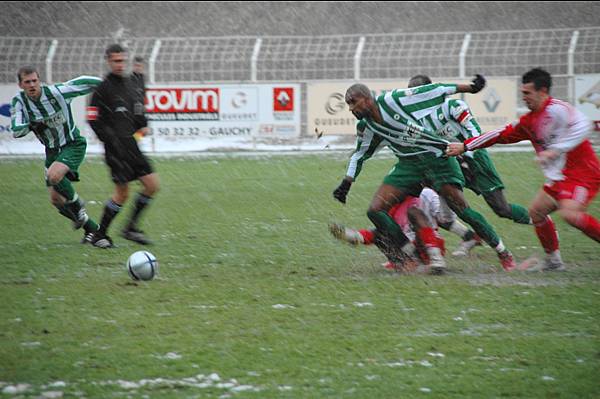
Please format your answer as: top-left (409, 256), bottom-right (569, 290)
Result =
top-left (568, 30), bottom-right (579, 104)
top-left (149, 39), bottom-right (161, 84)
top-left (459, 33), bottom-right (471, 79)
top-left (354, 36), bottom-right (366, 80)
top-left (251, 38), bottom-right (262, 82)
top-left (46, 39), bottom-right (58, 84)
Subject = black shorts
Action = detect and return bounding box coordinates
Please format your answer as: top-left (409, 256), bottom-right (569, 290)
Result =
top-left (105, 138), bottom-right (154, 184)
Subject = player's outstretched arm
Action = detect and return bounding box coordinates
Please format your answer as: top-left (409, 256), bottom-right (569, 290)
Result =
top-left (57, 76), bottom-right (103, 99)
top-left (446, 142), bottom-right (466, 157)
top-left (455, 74), bottom-right (486, 94)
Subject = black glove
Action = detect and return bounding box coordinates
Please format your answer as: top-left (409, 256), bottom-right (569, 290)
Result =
top-left (333, 179), bottom-right (352, 204)
top-left (470, 74), bottom-right (486, 93)
top-left (29, 121), bottom-right (48, 135)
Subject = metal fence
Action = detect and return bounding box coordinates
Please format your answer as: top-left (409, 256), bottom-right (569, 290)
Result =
top-left (2, 27), bottom-right (599, 85)
top-left (1, 27), bottom-right (599, 139)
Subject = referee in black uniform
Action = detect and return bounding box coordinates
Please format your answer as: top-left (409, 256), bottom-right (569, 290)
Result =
top-left (88, 44), bottom-right (159, 248)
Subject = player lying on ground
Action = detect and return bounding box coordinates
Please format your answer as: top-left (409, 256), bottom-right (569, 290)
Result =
top-left (446, 68), bottom-right (600, 271)
top-left (10, 66), bottom-right (101, 243)
top-left (329, 188), bottom-right (482, 273)
top-left (334, 76), bottom-right (517, 271)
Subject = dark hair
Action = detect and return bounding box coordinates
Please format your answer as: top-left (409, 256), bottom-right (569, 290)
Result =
top-left (522, 68), bottom-right (552, 92)
top-left (17, 66), bottom-right (39, 83)
top-left (105, 43), bottom-right (127, 58)
top-left (345, 83), bottom-right (372, 101)
top-left (408, 74), bottom-right (432, 88)
top-left (133, 56), bottom-right (144, 63)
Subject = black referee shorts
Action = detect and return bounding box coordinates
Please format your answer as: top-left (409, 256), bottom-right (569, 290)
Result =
top-left (104, 137), bottom-right (154, 184)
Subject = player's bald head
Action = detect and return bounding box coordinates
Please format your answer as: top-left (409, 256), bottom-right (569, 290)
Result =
top-left (345, 83), bottom-right (372, 103)
top-left (408, 74), bottom-right (432, 88)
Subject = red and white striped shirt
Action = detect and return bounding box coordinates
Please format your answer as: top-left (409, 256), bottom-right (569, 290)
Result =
top-left (464, 97), bottom-right (600, 183)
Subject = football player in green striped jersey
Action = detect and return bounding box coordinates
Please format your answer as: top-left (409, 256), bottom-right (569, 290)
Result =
top-left (334, 77), bottom-right (517, 272)
top-left (407, 75), bottom-right (531, 229)
top-left (10, 66), bottom-right (101, 243)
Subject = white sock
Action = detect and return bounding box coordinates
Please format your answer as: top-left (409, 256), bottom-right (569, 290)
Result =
top-left (448, 220), bottom-right (470, 240)
top-left (401, 242), bottom-right (416, 257)
top-left (494, 240), bottom-right (506, 253)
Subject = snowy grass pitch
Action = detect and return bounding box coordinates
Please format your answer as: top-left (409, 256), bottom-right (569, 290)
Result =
top-left (0, 152), bottom-right (599, 398)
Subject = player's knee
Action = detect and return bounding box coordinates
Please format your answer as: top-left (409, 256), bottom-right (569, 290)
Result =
top-left (528, 206), bottom-right (546, 224)
top-left (148, 182), bottom-right (159, 196)
top-left (142, 175), bottom-right (160, 196)
top-left (46, 172), bottom-right (63, 186)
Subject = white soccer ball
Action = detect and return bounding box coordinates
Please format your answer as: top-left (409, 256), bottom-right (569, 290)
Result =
top-left (126, 251), bottom-right (158, 281)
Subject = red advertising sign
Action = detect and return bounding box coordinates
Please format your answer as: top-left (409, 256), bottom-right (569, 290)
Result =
top-left (145, 88), bottom-right (220, 121)
top-left (273, 87), bottom-right (294, 112)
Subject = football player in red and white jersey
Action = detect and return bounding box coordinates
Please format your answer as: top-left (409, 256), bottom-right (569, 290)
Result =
top-left (446, 68), bottom-right (600, 271)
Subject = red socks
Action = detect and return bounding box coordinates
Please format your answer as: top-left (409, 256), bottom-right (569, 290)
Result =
top-left (359, 229), bottom-right (375, 245)
top-left (534, 216), bottom-right (559, 254)
top-left (573, 213), bottom-right (600, 243)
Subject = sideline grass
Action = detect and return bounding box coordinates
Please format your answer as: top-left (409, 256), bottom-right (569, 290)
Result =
top-left (0, 152), bottom-right (599, 398)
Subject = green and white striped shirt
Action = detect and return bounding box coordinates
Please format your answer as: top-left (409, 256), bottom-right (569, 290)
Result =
top-left (417, 98), bottom-right (482, 159)
top-left (10, 76), bottom-right (102, 149)
top-left (346, 83), bottom-right (457, 180)
top-left (418, 98), bottom-right (481, 142)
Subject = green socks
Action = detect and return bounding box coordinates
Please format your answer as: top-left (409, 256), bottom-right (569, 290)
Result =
top-left (455, 207), bottom-right (500, 248)
top-left (53, 178), bottom-right (75, 202)
top-left (510, 203), bottom-right (532, 224)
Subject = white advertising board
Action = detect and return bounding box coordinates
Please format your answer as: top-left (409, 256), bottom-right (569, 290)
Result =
top-left (143, 84), bottom-right (301, 152)
top-left (0, 83), bottom-right (301, 154)
top-left (575, 74), bottom-right (600, 131)
top-left (308, 79), bottom-right (517, 136)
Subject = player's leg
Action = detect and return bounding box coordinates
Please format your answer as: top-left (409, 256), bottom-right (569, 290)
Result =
top-left (438, 184), bottom-right (515, 271)
top-left (121, 148), bottom-right (158, 244)
top-left (436, 195), bottom-right (482, 256)
top-left (407, 206), bottom-right (446, 274)
top-left (525, 188), bottom-right (563, 271)
top-left (367, 160), bottom-right (425, 260)
top-left (46, 140), bottom-right (98, 235)
top-left (123, 172), bottom-right (158, 231)
top-left (101, 183), bottom-right (129, 234)
top-left (328, 223), bottom-right (369, 245)
top-left (92, 157), bottom-right (129, 249)
top-left (367, 183), bottom-right (414, 260)
top-left (91, 182), bottom-right (128, 249)
top-left (482, 189), bottom-right (531, 225)
top-left (428, 155), bottom-right (515, 270)
top-left (558, 200), bottom-right (600, 243)
top-left (468, 150), bottom-right (530, 224)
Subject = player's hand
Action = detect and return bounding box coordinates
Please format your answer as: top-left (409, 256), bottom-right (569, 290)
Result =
top-left (470, 74), bottom-right (486, 93)
top-left (333, 179), bottom-right (352, 204)
top-left (133, 127), bottom-right (150, 141)
top-left (445, 143), bottom-right (466, 157)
